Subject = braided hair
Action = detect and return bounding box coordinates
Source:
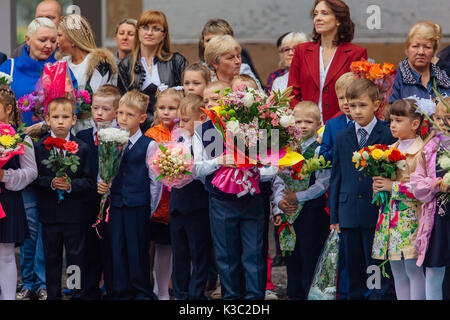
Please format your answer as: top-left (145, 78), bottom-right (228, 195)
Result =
top-left (0, 85), bottom-right (22, 127)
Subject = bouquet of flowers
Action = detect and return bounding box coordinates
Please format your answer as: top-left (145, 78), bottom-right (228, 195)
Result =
top-left (351, 59), bottom-right (396, 120)
top-left (40, 136), bottom-right (80, 202)
top-left (74, 88), bottom-right (92, 115)
top-left (352, 144), bottom-right (407, 206)
top-left (203, 85), bottom-right (303, 198)
top-left (17, 92), bottom-right (45, 121)
top-left (0, 123), bottom-right (30, 219)
top-left (307, 229), bottom-right (340, 300)
top-left (0, 72), bottom-right (13, 87)
top-left (93, 127), bottom-right (129, 234)
top-left (277, 155), bottom-right (332, 255)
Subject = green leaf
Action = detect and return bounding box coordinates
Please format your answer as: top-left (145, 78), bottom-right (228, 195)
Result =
top-left (158, 144), bottom-right (167, 153)
top-left (70, 165), bottom-right (78, 173)
top-left (156, 174), bottom-right (165, 181)
top-left (183, 171), bottom-right (192, 175)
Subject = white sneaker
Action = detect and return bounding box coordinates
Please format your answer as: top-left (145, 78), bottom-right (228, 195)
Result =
top-left (265, 290), bottom-right (278, 300)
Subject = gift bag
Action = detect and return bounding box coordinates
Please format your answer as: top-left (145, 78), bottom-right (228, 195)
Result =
top-left (307, 229), bottom-right (340, 300)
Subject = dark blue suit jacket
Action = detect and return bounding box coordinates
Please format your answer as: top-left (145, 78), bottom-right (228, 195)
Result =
top-left (320, 114), bottom-right (350, 163)
top-left (329, 120), bottom-right (396, 229)
top-left (77, 128), bottom-right (100, 206)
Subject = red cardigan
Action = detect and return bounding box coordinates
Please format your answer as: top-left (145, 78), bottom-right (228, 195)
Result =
top-left (288, 41), bottom-right (367, 123)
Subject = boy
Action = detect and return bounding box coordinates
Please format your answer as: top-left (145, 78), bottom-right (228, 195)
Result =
top-left (329, 78), bottom-right (396, 300)
top-left (170, 94), bottom-right (211, 300)
top-left (76, 85), bottom-right (122, 299)
top-left (231, 74), bottom-right (258, 90)
top-left (320, 72), bottom-right (356, 162)
top-left (273, 101), bottom-right (330, 300)
top-left (97, 90), bottom-right (155, 300)
top-left (35, 98), bottom-right (95, 300)
top-left (203, 81), bottom-right (228, 109)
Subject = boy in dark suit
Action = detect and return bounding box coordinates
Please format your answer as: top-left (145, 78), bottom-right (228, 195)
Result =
top-left (97, 90), bottom-right (155, 300)
top-left (76, 85), bottom-right (121, 299)
top-left (170, 94), bottom-right (210, 300)
top-left (329, 78), bottom-right (396, 300)
top-left (35, 98), bottom-right (95, 300)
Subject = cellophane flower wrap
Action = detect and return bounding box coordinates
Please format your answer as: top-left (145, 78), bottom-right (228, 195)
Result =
top-left (0, 123), bottom-right (30, 219)
top-left (40, 136), bottom-right (80, 203)
top-left (352, 144), bottom-right (407, 207)
top-left (148, 128), bottom-right (194, 189)
top-left (277, 154), bottom-right (332, 255)
top-left (93, 127), bottom-right (129, 234)
top-left (307, 229), bottom-right (340, 300)
top-left (203, 85), bottom-right (303, 198)
top-left (351, 59), bottom-right (396, 120)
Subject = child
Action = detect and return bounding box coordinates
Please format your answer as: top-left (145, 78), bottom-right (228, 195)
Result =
top-left (145, 88), bottom-right (183, 300)
top-left (411, 97), bottom-right (450, 300)
top-left (231, 74), bottom-right (258, 91)
top-left (170, 93), bottom-right (211, 300)
top-left (97, 90), bottom-right (155, 300)
top-left (35, 98), bottom-right (95, 300)
top-left (0, 86), bottom-right (37, 300)
top-left (372, 98), bottom-right (427, 300)
top-left (76, 84), bottom-right (122, 299)
top-left (203, 81), bottom-right (229, 110)
top-left (182, 63), bottom-right (210, 96)
top-left (272, 101), bottom-right (330, 300)
top-left (320, 72), bottom-right (355, 163)
top-left (329, 78), bottom-right (397, 300)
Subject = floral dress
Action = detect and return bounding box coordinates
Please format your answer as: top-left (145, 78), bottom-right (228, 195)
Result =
top-left (372, 137), bottom-right (424, 261)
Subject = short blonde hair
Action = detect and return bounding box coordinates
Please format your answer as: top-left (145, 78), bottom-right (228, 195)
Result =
top-left (231, 74), bottom-right (258, 89)
top-left (406, 20), bottom-right (441, 54)
top-left (204, 35), bottom-right (241, 69)
top-left (436, 97), bottom-right (450, 114)
top-left (294, 101), bottom-right (321, 123)
top-left (119, 90), bottom-right (149, 113)
top-left (179, 94), bottom-right (205, 117)
top-left (47, 97), bottom-right (76, 115)
top-left (335, 72), bottom-right (357, 93)
top-left (93, 85), bottom-right (122, 110)
top-left (280, 32), bottom-right (310, 48)
top-left (27, 17), bottom-right (57, 38)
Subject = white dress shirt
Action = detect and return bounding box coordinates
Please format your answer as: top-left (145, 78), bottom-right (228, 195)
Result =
top-left (355, 116), bottom-right (378, 145)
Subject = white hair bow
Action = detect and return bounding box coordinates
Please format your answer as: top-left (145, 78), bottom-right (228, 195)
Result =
top-left (406, 95), bottom-right (436, 117)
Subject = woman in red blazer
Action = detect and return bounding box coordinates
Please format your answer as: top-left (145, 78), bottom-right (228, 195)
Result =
top-left (288, 0), bottom-right (367, 123)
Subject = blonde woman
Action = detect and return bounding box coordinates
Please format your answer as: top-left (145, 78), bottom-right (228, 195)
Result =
top-left (204, 35), bottom-right (242, 84)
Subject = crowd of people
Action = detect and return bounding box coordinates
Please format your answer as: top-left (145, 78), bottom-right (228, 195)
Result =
top-left (0, 0), bottom-right (449, 301)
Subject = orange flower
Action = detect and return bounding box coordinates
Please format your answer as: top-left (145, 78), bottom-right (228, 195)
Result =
top-left (382, 63), bottom-right (395, 75)
top-left (352, 60), bottom-right (372, 74)
top-left (369, 64), bottom-right (384, 79)
top-left (361, 158), bottom-right (367, 167)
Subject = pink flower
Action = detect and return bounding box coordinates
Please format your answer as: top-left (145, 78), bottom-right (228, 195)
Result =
top-left (0, 123), bottom-right (16, 136)
top-left (271, 119), bottom-right (279, 126)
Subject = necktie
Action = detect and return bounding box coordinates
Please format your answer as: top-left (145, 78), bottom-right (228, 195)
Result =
top-left (358, 128), bottom-right (368, 148)
top-left (124, 141), bottom-right (131, 155)
top-left (95, 132), bottom-right (99, 146)
top-left (347, 120), bottom-right (354, 128)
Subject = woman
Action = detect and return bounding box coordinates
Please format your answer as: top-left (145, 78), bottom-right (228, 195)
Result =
top-left (118, 10), bottom-right (188, 128)
top-left (265, 33), bottom-right (290, 95)
top-left (287, 0), bottom-right (367, 124)
top-left (204, 35), bottom-right (242, 84)
top-left (114, 18), bottom-right (137, 65)
top-left (389, 21), bottom-right (450, 103)
top-left (271, 32), bottom-right (311, 93)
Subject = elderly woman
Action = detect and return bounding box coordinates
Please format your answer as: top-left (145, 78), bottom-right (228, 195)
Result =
top-left (265, 33), bottom-right (290, 95)
top-left (389, 21), bottom-right (450, 103)
top-left (288, 0), bottom-right (367, 124)
top-left (114, 18), bottom-right (137, 64)
top-left (204, 35), bottom-right (242, 84)
top-left (271, 32), bottom-right (311, 93)
top-left (118, 10), bottom-right (188, 128)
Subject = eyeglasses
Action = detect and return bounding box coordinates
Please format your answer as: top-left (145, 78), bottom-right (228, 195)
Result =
top-left (279, 47), bottom-right (296, 54)
top-left (139, 25), bottom-right (164, 34)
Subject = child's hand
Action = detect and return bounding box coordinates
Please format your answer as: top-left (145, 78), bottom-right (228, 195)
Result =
top-left (217, 154), bottom-right (236, 168)
top-left (273, 215), bottom-right (282, 226)
top-left (330, 223), bottom-right (341, 233)
top-left (52, 177), bottom-right (70, 191)
top-left (278, 199), bottom-right (297, 216)
top-left (372, 176), bottom-right (393, 193)
top-left (98, 182), bottom-right (111, 195)
top-left (283, 190), bottom-right (298, 205)
top-left (435, 178), bottom-right (449, 193)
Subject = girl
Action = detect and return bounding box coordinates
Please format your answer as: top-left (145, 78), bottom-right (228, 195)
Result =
top-left (372, 98), bottom-right (427, 300)
top-left (145, 88), bottom-right (183, 300)
top-left (411, 97), bottom-right (450, 300)
top-left (0, 86), bottom-right (37, 300)
top-left (182, 63), bottom-right (210, 97)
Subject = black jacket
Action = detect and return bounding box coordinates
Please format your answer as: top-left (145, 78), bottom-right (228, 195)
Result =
top-left (34, 134), bottom-right (96, 224)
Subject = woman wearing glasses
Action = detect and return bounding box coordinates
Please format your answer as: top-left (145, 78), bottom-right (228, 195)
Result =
top-left (287, 0), bottom-right (367, 124)
top-left (271, 32), bottom-right (310, 94)
top-left (117, 10), bottom-right (188, 129)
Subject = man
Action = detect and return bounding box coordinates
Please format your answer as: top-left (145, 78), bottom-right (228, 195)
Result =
top-left (12, 0), bottom-right (63, 58)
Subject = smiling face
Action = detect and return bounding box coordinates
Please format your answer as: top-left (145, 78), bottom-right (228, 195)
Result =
top-left (348, 95), bottom-right (380, 127)
top-left (26, 27), bottom-right (57, 61)
top-left (406, 36), bottom-right (434, 71)
top-left (213, 48), bottom-right (242, 82)
top-left (312, 1), bottom-right (340, 37)
top-left (155, 96), bottom-right (179, 129)
top-left (115, 23), bottom-right (136, 55)
top-left (183, 71), bottom-right (208, 96)
top-left (46, 103), bottom-right (77, 139)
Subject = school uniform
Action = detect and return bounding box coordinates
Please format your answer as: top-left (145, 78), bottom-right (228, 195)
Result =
top-left (169, 177), bottom-right (211, 300)
top-left (193, 120), bottom-right (270, 300)
top-left (35, 133), bottom-right (96, 300)
top-left (108, 129), bottom-right (155, 300)
top-left (273, 136), bottom-right (330, 299)
top-left (329, 117), bottom-right (396, 300)
top-left (77, 126), bottom-right (113, 299)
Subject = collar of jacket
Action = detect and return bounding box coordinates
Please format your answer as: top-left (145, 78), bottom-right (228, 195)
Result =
top-left (399, 58), bottom-right (450, 88)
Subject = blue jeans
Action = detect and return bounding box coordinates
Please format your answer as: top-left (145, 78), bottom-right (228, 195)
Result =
top-left (19, 188), bottom-right (46, 293)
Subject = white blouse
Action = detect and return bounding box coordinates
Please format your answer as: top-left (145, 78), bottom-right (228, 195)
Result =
top-left (141, 57), bottom-right (161, 90)
top-left (318, 46), bottom-right (336, 123)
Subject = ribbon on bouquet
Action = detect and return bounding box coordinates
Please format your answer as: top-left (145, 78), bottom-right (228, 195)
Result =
top-left (92, 195), bottom-right (112, 239)
top-left (0, 187), bottom-right (5, 219)
top-left (235, 168), bottom-right (257, 198)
